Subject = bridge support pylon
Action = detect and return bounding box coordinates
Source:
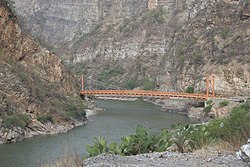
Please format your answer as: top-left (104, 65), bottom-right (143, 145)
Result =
top-left (206, 76), bottom-right (215, 99)
top-left (81, 75), bottom-right (84, 95)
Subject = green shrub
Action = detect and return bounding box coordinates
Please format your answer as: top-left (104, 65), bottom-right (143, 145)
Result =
top-left (100, 66), bottom-right (124, 81)
top-left (221, 28), bottom-right (231, 39)
top-left (2, 113), bottom-right (30, 129)
top-left (206, 99), bottom-right (213, 105)
top-left (65, 110), bottom-right (86, 120)
top-left (64, 102), bottom-right (86, 120)
top-left (192, 51), bottom-right (203, 64)
top-left (243, 0), bottom-right (249, 5)
top-left (142, 80), bottom-right (155, 90)
top-left (240, 100), bottom-right (250, 111)
top-left (37, 114), bottom-right (53, 124)
top-left (68, 62), bottom-right (86, 75)
top-left (171, 124), bottom-right (192, 153)
top-left (86, 137), bottom-right (122, 157)
top-left (125, 80), bottom-right (139, 89)
top-left (203, 105), bottom-right (213, 114)
top-left (171, 124), bottom-right (211, 153)
top-left (120, 125), bottom-right (171, 155)
top-left (119, 18), bottom-right (131, 32)
top-left (179, 55), bottom-right (185, 66)
top-left (207, 104), bottom-right (250, 147)
top-left (171, 104), bottom-right (250, 151)
top-left (141, 6), bottom-right (166, 24)
top-left (219, 100), bottom-right (229, 107)
top-left (185, 86), bottom-right (194, 93)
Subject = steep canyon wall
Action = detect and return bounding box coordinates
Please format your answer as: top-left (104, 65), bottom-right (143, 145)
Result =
top-left (0, 1), bottom-right (87, 143)
top-left (12, 0), bottom-right (250, 97)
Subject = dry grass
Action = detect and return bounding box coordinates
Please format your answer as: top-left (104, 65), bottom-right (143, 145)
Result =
top-left (39, 144), bottom-right (85, 167)
top-left (214, 141), bottom-right (239, 153)
top-left (41, 152), bottom-right (85, 167)
top-left (193, 140), bottom-right (237, 159)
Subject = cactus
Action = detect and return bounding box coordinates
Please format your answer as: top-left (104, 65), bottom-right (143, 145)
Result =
top-left (120, 125), bottom-right (171, 155)
top-left (86, 125), bottom-right (171, 157)
top-left (86, 137), bottom-right (108, 157)
top-left (86, 137), bottom-right (122, 157)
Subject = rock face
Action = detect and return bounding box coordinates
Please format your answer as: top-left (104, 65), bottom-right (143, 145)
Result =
top-left (63, 0), bottom-right (250, 97)
top-left (0, 1), bottom-right (87, 143)
top-left (12, 0), bottom-right (250, 97)
top-left (236, 139), bottom-right (250, 164)
top-left (12, 0), bottom-right (148, 49)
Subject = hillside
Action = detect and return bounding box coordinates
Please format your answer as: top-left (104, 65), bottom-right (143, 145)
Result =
top-left (12, 0), bottom-right (250, 96)
top-left (0, 1), bottom-right (87, 143)
top-left (63, 0), bottom-right (250, 97)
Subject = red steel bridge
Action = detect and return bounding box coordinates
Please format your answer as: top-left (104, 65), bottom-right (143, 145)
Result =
top-left (80, 76), bottom-right (216, 100)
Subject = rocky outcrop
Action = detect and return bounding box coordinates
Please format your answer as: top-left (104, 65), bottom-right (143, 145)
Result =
top-left (12, 0), bottom-right (148, 49)
top-left (236, 139), bottom-right (250, 164)
top-left (0, 1), bottom-right (87, 143)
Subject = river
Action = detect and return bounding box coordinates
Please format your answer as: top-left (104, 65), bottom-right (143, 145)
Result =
top-left (0, 99), bottom-right (194, 167)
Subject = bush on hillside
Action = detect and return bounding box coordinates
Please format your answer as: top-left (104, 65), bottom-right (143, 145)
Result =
top-left (185, 86), bottom-right (194, 93)
top-left (65, 102), bottom-right (86, 119)
top-left (207, 103), bottom-right (250, 148)
top-left (219, 100), bottom-right (229, 107)
top-left (171, 124), bottom-right (211, 153)
top-left (125, 80), bottom-right (139, 89)
top-left (2, 113), bottom-right (30, 129)
top-left (206, 99), bottom-right (213, 105)
top-left (37, 114), bottom-right (53, 124)
top-left (203, 105), bottom-right (213, 114)
top-left (142, 80), bottom-right (155, 90)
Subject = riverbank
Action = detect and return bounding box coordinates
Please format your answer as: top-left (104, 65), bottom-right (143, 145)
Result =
top-left (97, 97), bottom-right (191, 113)
top-left (0, 117), bottom-right (88, 144)
top-left (0, 105), bottom-right (101, 144)
top-left (96, 97), bottom-right (138, 101)
top-left (144, 98), bottom-right (191, 113)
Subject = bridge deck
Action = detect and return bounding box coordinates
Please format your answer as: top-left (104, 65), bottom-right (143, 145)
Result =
top-left (82, 90), bottom-right (213, 100)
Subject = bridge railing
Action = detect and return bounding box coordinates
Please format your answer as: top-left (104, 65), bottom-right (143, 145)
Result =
top-left (82, 90), bottom-right (214, 100)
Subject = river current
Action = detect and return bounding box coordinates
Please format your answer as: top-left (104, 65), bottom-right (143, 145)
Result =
top-left (0, 99), bottom-right (193, 167)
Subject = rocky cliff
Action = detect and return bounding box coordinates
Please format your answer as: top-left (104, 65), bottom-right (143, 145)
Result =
top-left (12, 0), bottom-right (148, 49)
top-left (0, 1), bottom-right (87, 143)
top-left (12, 0), bottom-right (250, 97)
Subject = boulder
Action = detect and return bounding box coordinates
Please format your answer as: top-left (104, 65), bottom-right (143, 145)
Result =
top-left (236, 139), bottom-right (250, 163)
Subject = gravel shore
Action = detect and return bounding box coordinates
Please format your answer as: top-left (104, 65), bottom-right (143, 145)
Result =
top-left (84, 151), bottom-right (248, 167)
